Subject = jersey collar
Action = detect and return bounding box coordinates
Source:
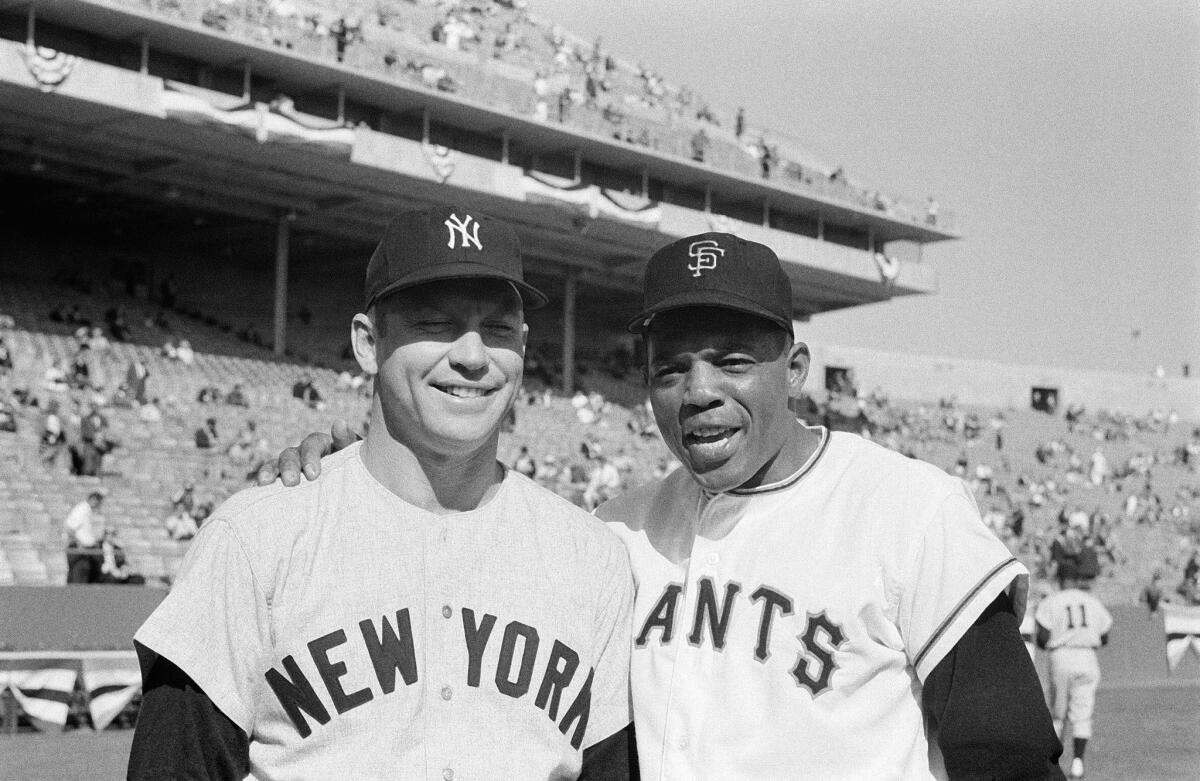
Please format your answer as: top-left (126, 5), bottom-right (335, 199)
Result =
top-left (699, 425), bottom-right (830, 498)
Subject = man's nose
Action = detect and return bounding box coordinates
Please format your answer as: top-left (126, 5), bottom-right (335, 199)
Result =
top-left (448, 328), bottom-right (488, 372)
top-left (682, 361), bottom-right (723, 409)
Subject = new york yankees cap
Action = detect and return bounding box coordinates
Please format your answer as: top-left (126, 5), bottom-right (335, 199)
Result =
top-left (364, 205), bottom-right (548, 310)
top-left (627, 232), bottom-right (794, 334)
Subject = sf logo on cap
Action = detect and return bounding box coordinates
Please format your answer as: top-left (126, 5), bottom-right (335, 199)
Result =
top-left (444, 213), bottom-right (483, 250)
top-left (687, 239), bottom-right (725, 277)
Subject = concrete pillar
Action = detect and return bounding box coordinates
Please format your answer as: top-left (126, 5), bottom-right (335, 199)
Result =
top-left (273, 211), bottom-right (292, 357)
top-left (562, 274), bottom-right (576, 393)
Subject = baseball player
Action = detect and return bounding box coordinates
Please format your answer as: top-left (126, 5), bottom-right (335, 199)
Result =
top-left (1035, 575), bottom-right (1113, 779)
top-left (273, 233), bottom-right (1064, 779)
top-left (129, 207), bottom-right (637, 780)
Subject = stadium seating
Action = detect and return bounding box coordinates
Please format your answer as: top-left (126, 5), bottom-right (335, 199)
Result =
top-left (2, 268), bottom-right (1196, 607)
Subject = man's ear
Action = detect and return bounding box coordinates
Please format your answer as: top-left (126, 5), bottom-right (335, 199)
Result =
top-left (787, 341), bottom-right (810, 398)
top-left (352, 313), bottom-right (378, 375)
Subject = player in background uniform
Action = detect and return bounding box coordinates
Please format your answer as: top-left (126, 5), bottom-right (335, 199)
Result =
top-left (271, 233), bottom-right (1064, 779)
top-left (129, 207), bottom-right (637, 780)
top-left (1035, 574), bottom-right (1112, 779)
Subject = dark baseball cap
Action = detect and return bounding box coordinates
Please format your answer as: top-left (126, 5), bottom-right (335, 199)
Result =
top-left (627, 232), bottom-right (794, 334)
top-left (364, 205), bottom-right (548, 310)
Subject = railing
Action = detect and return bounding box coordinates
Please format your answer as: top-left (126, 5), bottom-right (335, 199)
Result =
top-left (78, 0), bottom-right (954, 233)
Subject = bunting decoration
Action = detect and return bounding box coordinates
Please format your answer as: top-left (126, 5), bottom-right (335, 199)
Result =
top-left (24, 42), bottom-right (79, 92)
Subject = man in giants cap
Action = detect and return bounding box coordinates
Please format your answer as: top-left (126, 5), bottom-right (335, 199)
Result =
top-left (129, 206), bottom-right (637, 780)
top-left (596, 232), bottom-right (1064, 779)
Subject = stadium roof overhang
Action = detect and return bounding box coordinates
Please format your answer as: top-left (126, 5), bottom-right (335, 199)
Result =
top-left (0, 2), bottom-right (947, 320)
top-left (11, 0), bottom-right (958, 246)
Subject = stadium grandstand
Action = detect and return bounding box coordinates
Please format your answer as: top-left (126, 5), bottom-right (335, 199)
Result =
top-left (0, 0), bottom-right (1197, 748)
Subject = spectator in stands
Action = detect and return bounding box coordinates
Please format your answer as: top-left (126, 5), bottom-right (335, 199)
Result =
top-left (197, 385), bottom-right (223, 404)
top-left (291, 372), bottom-right (324, 409)
top-left (1140, 569), bottom-right (1166, 614)
top-left (513, 445), bottom-right (537, 478)
top-left (99, 529), bottom-right (145, 585)
top-left (0, 336), bottom-right (11, 378)
top-left (42, 359), bottom-right (69, 393)
top-left (86, 325), bottom-right (111, 353)
top-left (194, 417), bottom-right (220, 450)
top-left (106, 306), bottom-right (131, 342)
top-left (125, 359), bottom-right (150, 405)
top-left (690, 128), bottom-right (709, 163)
top-left (1185, 549), bottom-right (1200, 585)
top-left (582, 453), bottom-right (621, 510)
top-left (175, 339), bottom-right (195, 366)
top-left (225, 382), bottom-right (250, 407)
top-left (71, 403), bottom-right (113, 477)
top-left (64, 490), bottom-right (106, 583)
top-left (172, 481), bottom-right (196, 515)
top-left (68, 342), bottom-right (93, 390)
top-left (39, 399), bottom-right (66, 467)
top-left (139, 397), bottom-right (163, 423)
top-left (144, 309), bottom-right (171, 331)
top-left (226, 420), bottom-right (265, 463)
top-left (0, 393), bottom-right (16, 433)
top-left (164, 501), bottom-right (198, 542)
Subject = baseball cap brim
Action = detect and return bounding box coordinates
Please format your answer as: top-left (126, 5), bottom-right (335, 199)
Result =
top-left (368, 261), bottom-right (548, 310)
top-left (627, 289), bottom-right (793, 334)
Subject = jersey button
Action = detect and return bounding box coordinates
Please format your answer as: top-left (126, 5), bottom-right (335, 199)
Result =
top-left (441, 605), bottom-right (452, 619)
top-left (678, 735), bottom-right (689, 749)
top-left (442, 768), bottom-right (454, 781)
top-left (706, 553), bottom-right (719, 566)
top-left (441, 685), bottom-right (453, 701)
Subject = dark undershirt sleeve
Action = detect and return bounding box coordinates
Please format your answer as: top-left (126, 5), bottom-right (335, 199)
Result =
top-left (578, 722), bottom-right (639, 781)
top-left (128, 642), bottom-right (250, 781)
top-left (922, 593), bottom-right (1066, 781)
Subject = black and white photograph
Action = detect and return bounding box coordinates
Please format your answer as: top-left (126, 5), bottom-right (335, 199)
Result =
top-left (0, 1), bottom-right (1196, 778)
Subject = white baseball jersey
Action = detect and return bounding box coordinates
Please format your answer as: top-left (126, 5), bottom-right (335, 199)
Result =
top-left (598, 428), bottom-right (1026, 781)
top-left (136, 443), bottom-right (633, 781)
top-left (1034, 589), bottom-right (1112, 650)
top-left (1034, 589), bottom-right (1110, 740)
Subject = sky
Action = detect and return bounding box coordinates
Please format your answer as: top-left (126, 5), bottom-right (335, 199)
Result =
top-left (533, 0), bottom-right (1200, 375)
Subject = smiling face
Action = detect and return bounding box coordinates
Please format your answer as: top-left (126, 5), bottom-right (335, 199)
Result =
top-left (355, 278), bottom-right (527, 458)
top-left (645, 307), bottom-right (809, 493)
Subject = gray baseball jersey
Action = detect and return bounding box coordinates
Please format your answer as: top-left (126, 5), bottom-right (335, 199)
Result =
top-left (598, 428), bottom-right (1026, 780)
top-left (136, 443), bottom-right (633, 780)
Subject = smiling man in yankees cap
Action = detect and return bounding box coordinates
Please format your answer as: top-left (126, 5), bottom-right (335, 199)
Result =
top-left (129, 206), bottom-right (637, 780)
top-left (269, 230), bottom-right (1065, 780)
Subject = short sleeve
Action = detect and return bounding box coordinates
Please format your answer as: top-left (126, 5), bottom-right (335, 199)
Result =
top-left (134, 518), bottom-right (271, 734)
top-left (580, 537), bottom-right (635, 749)
top-left (898, 490), bottom-right (1027, 681)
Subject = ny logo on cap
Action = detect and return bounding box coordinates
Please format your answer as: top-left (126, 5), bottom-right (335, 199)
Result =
top-left (687, 239), bottom-right (725, 277)
top-left (444, 213), bottom-right (482, 250)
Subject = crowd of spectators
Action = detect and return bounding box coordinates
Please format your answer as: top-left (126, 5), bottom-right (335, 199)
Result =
top-left (99, 0), bottom-right (943, 228)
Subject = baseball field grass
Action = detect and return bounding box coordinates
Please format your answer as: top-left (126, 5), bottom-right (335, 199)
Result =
top-left (0, 684), bottom-right (1196, 780)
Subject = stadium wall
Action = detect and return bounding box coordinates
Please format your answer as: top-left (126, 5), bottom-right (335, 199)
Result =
top-left (806, 342), bottom-right (1200, 419)
top-left (2, 588), bottom-right (1194, 688)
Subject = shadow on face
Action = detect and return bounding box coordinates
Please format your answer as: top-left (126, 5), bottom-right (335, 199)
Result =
top-left (644, 307), bottom-right (799, 491)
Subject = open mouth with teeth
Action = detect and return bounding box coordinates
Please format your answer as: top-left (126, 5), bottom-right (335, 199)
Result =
top-left (684, 426), bottom-right (739, 445)
top-left (434, 384), bottom-right (497, 399)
